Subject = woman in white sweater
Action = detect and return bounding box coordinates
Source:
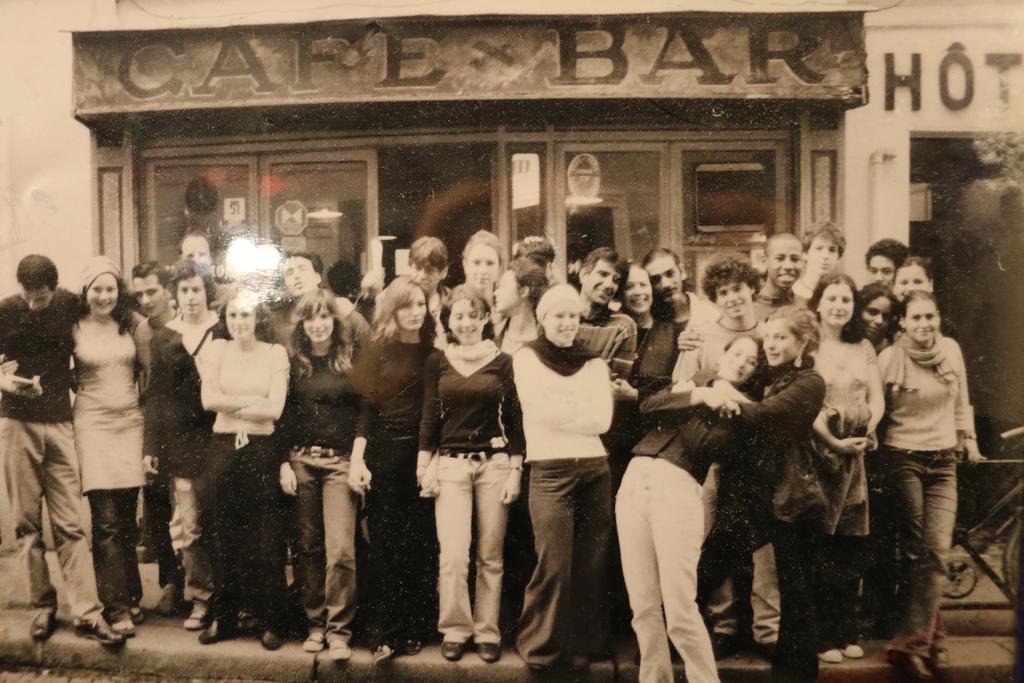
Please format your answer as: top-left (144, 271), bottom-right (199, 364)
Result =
top-left (513, 284), bottom-right (614, 672)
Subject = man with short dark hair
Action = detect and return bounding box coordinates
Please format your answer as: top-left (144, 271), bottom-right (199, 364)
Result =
top-left (179, 232), bottom-right (233, 310)
top-left (132, 261), bottom-right (174, 329)
top-left (864, 238), bottom-right (909, 287)
top-left (272, 251), bottom-right (370, 349)
top-left (754, 233), bottom-right (803, 321)
top-left (576, 247), bottom-right (637, 366)
top-left (0, 255), bottom-right (124, 647)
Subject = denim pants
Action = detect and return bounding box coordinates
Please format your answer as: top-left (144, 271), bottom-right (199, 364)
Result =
top-left (616, 458), bottom-right (720, 683)
top-left (435, 453), bottom-right (511, 645)
top-left (292, 455), bottom-right (358, 644)
top-left (172, 477), bottom-right (213, 605)
top-left (1, 418), bottom-right (103, 623)
top-left (516, 457), bottom-right (611, 668)
top-left (86, 487), bottom-right (143, 623)
top-left (884, 447), bottom-right (957, 657)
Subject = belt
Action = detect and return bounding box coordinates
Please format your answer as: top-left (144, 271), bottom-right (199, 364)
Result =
top-left (440, 449), bottom-right (496, 462)
top-left (293, 445), bottom-right (346, 459)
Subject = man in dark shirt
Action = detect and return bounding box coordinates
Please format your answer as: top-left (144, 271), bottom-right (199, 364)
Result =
top-left (132, 260), bottom-right (174, 330)
top-left (0, 255), bottom-right (123, 647)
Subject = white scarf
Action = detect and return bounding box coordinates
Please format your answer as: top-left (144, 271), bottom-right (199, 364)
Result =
top-left (444, 339), bottom-right (500, 378)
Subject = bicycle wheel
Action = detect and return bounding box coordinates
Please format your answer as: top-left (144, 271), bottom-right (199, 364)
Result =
top-left (1002, 519), bottom-right (1020, 603)
top-left (943, 560), bottom-right (978, 599)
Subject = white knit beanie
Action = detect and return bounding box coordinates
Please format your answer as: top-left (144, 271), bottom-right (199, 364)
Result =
top-left (535, 284), bottom-right (583, 321)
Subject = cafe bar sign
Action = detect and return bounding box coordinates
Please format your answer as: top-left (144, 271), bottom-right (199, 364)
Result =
top-left (73, 14), bottom-right (867, 117)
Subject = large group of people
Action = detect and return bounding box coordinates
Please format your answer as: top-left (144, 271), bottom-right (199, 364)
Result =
top-left (0, 224), bottom-right (980, 683)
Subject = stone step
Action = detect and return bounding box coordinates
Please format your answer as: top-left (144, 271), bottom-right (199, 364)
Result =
top-left (0, 610), bottom-right (1014, 683)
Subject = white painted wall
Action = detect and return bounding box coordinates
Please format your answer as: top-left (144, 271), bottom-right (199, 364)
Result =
top-left (843, 3), bottom-right (1024, 284)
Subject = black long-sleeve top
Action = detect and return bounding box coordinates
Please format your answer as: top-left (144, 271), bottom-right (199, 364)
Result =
top-left (279, 354), bottom-right (362, 453)
top-left (354, 339), bottom-right (434, 441)
top-left (143, 322), bottom-right (226, 478)
top-left (418, 351), bottom-right (525, 456)
top-left (0, 289), bottom-right (80, 423)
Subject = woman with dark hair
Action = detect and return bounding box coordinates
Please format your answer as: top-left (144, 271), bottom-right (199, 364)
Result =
top-left (350, 275), bottom-right (438, 664)
top-left (622, 264), bottom-right (654, 348)
top-left (73, 257), bottom-right (152, 637)
top-left (880, 291), bottom-right (980, 681)
top-left (807, 273), bottom-right (884, 664)
top-left (417, 285), bottom-right (525, 663)
top-left (195, 291), bottom-right (290, 650)
top-left (143, 260), bottom-right (224, 633)
top-left (493, 257), bottom-right (546, 355)
top-left (277, 289), bottom-right (361, 662)
top-left (513, 284), bottom-right (614, 672)
top-left (859, 282), bottom-right (900, 354)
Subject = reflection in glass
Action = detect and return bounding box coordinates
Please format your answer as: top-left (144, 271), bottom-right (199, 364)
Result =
top-left (694, 162), bottom-right (772, 232)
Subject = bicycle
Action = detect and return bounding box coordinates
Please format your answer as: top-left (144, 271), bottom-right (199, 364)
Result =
top-left (942, 426), bottom-right (1023, 605)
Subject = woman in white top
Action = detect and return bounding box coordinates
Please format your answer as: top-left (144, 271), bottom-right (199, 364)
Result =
top-left (195, 291), bottom-right (290, 650)
top-left (73, 257), bottom-right (151, 637)
top-left (513, 284), bottom-right (614, 672)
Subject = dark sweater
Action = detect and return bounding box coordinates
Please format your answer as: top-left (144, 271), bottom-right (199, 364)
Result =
top-left (280, 354), bottom-right (361, 453)
top-left (143, 321), bottom-right (226, 478)
top-left (418, 351), bottom-right (525, 456)
top-left (0, 289), bottom-right (79, 422)
top-left (354, 339), bottom-right (434, 440)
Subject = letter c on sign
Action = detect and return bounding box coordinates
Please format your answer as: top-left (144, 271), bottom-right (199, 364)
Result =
top-left (119, 39), bottom-right (186, 99)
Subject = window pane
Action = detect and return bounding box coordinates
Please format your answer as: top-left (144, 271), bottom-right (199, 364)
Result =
top-left (149, 164), bottom-right (251, 265)
top-left (511, 150), bottom-right (545, 242)
top-left (695, 162), bottom-right (772, 232)
top-left (563, 151), bottom-right (660, 268)
top-left (266, 160), bottom-right (368, 276)
top-left (379, 144), bottom-right (494, 283)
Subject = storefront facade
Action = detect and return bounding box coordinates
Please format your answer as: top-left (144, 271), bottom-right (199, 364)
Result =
top-left (72, 9), bottom-right (867, 286)
top-left (845, 0), bottom-right (1024, 437)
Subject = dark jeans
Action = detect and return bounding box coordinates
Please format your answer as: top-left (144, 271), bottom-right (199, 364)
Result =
top-left (364, 435), bottom-right (438, 649)
top-left (292, 456), bottom-right (357, 644)
top-left (884, 447), bottom-right (957, 657)
top-left (198, 435), bottom-right (288, 633)
top-left (814, 534), bottom-right (869, 650)
top-left (516, 457), bottom-right (612, 668)
top-left (772, 519), bottom-right (820, 683)
top-left (87, 488), bottom-right (143, 623)
top-left (861, 451), bottom-right (906, 638)
top-left (143, 477), bottom-right (183, 591)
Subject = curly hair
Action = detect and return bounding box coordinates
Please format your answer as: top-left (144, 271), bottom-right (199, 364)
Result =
top-left (169, 259), bottom-right (216, 307)
top-left (865, 239), bottom-right (909, 270)
top-left (509, 257), bottom-right (549, 313)
top-left (808, 272), bottom-right (866, 344)
top-left (290, 289), bottom-right (354, 377)
top-left (440, 284), bottom-right (494, 345)
top-left (371, 275), bottom-right (436, 345)
top-left (512, 235), bottom-right (556, 268)
top-left (701, 255), bottom-right (761, 301)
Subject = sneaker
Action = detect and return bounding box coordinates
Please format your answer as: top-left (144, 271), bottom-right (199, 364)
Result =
top-left (111, 618), bottom-right (136, 638)
top-left (818, 649), bottom-right (843, 664)
top-left (842, 643), bottom-right (865, 659)
top-left (328, 640), bottom-right (352, 662)
top-left (74, 619), bottom-right (126, 648)
top-left (183, 602), bottom-right (210, 631)
top-left (372, 644), bottom-right (396, 665)
top-left (303, 631), bottom-right (326, 653)
top-left (30, 610), bottom-right (56, 642)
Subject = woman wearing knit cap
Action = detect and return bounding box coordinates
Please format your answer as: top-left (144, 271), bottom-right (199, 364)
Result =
top-left (73, 256), bottom-right (152, 638)
top-left (513, 284), bottom-right (614, 672)
top-left (880, 291), bottom-right (980, 681)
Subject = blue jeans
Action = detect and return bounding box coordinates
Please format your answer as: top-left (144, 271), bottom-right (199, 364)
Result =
top-left (883, 447), bottom-right (957, 657)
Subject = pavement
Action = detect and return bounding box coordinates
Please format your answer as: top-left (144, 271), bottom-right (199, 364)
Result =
top-left (0, 549), bottom-right (1017, 682)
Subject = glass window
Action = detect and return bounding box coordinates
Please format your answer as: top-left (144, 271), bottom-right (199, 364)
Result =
top-left (510, 148), bottom-right (546, 243)
top-left (562, 150), bottom-right (660, 269)
top-left (148, 163), bottom-right (252, 265)
top-left (378, 144), bottom-right (495, 283)
top-left (265, 159), bottom-right (369, 276)
top-left (682, 150), bottom-right (777, 243)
